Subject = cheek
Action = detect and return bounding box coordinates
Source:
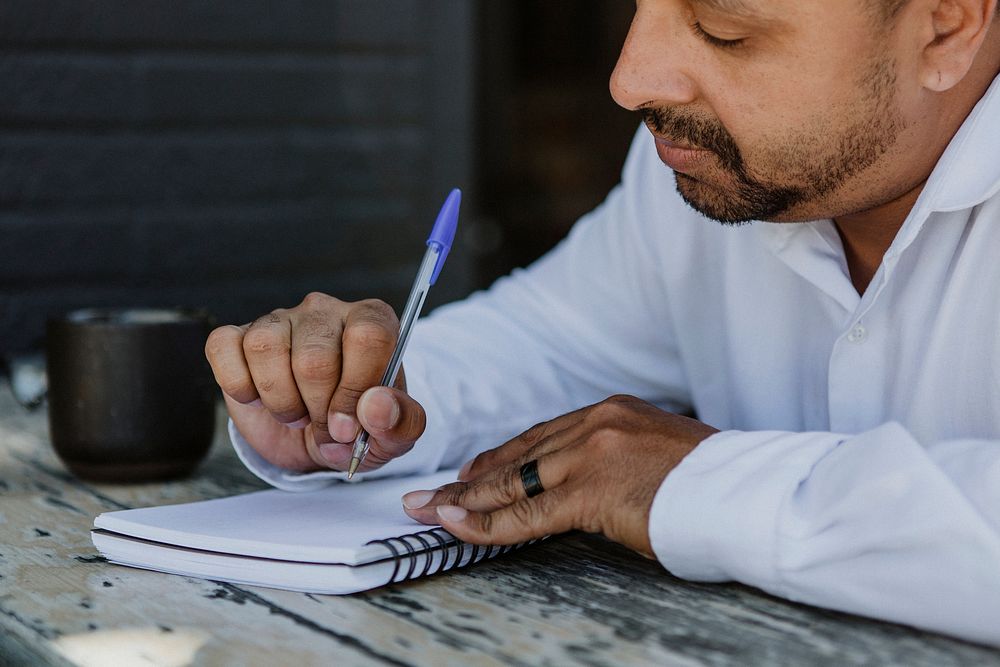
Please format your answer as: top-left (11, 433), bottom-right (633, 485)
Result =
top-left (704, 70), bottom-right (808, 161)
top-left (708, 41), bottom-right (861, 143)
top-left (723, 88), bottom-right (854, 176)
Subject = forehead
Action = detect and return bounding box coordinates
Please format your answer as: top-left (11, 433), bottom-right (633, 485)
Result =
top-left (689, 0), bottom-right (863, 28)
top-left (690, 0), bottom-right (760, 16)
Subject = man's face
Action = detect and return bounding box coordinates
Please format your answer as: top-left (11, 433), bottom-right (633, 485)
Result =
top-left (611, 0), bottom-right (917, 224)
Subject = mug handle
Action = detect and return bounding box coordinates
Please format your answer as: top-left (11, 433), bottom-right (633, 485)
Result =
top-left (4, 351), bottom-right (48, 411)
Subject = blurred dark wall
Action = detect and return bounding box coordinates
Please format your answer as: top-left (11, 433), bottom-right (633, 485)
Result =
top-left (0, 0), bottom-right (638, 361)
top-left (0, 0), bottom-right (475, 357)
top-left (474, 1), bottom-right (637, 283)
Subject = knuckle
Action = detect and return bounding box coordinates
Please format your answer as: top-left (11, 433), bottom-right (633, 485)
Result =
top-left (257, 390), bottom-right (307, 422)
top-left (497, 482), bottom-right (520, 506)
top-left (477, 511), bottom-right (495, 538)
top-left (243, 328), bottom-right (288, 357)
top-left (332, 384), bottom-right (365, 406)
top-left (436, 482), bottom-right (466, 505)
top-left (592, 398), bottom-right (622, 419)
top-left (268, 397), bottom-right (307, 421)
top-left (590, 426), bottom-right (624, 455)
top-left (204, 326), bottom-right (240, 362)
top-left (218, 376), bottom-right (254, 400)
top-left (222, 384), bottom-right (257, 405)
top-left (279, 410), bottom-right (308, 424)
top-left (299, 310), bottom-right (340, 340)
top-left (250, 310), bottom-right (284, 328)
top-left (358, 299), bottom-right (399, 325)
top-left (300, 291), bottom-right (335, 309)
top-left (293, 346), bottom-right (339, 382)
top-left (589, 395), bottom-right (634, 424)
top-left (519, 421), bottom-right (549, 447)
top-left (507, 501), bottom-right (537, 528)
top-left (468, 451), bottom-right (490, 471)
top-left (343, 320), bottom-right (396, 352)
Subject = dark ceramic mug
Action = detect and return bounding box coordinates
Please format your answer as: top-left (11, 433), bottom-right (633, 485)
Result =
top-left (46, 308), bottom-right (217, 482)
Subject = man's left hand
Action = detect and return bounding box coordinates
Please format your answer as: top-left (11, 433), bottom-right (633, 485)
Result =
top-left (401, 395), bottom-right (719, 558)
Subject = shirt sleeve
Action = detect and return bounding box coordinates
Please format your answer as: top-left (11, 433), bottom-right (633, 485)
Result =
top-left (232, 127), bottom-right (693, 487)
top-left (650, 422), bottom-right (1000, 646)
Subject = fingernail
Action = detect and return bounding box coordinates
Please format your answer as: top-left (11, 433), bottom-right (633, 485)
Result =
top-left (402, 490), bottom-right (436, 510)
top-left (436, 505), bottom-right (467, 523)
top-left (458, 459), bottom-right (474, 481)
top-left (248, 399), bottom-right (263, 408)
top-left (329, 413), bottom-right (358, 443)
top-left (319, 442), bottom-right (352, 467)
top-left (288, 416), bottom-right (310, 430)
top-left (359, 388), bottom-right (399, 431)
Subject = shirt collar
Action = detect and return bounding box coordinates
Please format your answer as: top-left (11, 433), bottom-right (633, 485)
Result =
top-left (880, 71), bottom-right (1000, 263)
top-left (755, 71), bottom-right (1000, 264)
top-left (918, 72), bottom-right (1000, 214)
top-left (750, 73), bottom-right (1000, 311)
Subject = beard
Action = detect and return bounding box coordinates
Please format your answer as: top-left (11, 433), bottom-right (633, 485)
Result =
top-left (640, 52), bottom-right (903, 225)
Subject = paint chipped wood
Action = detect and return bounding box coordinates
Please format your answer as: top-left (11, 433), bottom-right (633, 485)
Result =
top-left (1, 385), bottom-right (998, 666)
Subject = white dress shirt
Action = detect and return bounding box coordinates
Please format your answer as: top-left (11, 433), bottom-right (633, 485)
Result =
top-left (232, 74), bottom-right (1000, 645)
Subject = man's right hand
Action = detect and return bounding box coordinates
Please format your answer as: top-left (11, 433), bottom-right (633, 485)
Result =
top-left (204, 292), bottom-right (427, 474)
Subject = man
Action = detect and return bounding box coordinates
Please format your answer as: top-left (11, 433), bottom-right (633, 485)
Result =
top-left (206, 0), bottom-right (1000, 645)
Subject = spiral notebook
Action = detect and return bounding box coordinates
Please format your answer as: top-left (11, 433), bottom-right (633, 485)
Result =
top-left (91, 470), bottom-right (526, 594)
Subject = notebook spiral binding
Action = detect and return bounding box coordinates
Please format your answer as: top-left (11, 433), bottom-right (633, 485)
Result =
top-left (366, 529), bottom-right (521, 585)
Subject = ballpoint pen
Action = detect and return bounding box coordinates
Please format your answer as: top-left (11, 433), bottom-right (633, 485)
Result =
top-left (347, 188), bottom-right (462, 479)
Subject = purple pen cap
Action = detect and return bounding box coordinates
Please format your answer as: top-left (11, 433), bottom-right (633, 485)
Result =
top-left (426, 188), bottom-right (462, 285)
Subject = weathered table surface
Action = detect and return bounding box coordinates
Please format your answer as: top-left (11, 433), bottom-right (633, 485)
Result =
top-left (1, 384), bottom-right (998, 666)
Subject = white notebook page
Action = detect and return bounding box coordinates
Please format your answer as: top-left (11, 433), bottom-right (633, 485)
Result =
top-left (93, 470), bottom-right (460, 566)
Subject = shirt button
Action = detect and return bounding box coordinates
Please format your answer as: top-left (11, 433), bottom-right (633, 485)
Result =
top-left (847, 324), bottom-right (868, 343)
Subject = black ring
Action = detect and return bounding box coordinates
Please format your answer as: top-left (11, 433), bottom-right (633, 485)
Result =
top-left (519, 460), bottom-right (545, 498)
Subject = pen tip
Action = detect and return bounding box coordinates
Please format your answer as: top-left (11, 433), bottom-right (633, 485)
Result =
top-left (347, 457), bottom-right (360, 479)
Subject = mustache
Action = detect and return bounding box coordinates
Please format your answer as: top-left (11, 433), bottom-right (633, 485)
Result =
top-left (639, 106), bottom-right (744, 173)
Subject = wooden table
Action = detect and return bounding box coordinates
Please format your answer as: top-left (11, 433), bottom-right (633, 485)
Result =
top-left (1, 384), bottom-right (998, 666)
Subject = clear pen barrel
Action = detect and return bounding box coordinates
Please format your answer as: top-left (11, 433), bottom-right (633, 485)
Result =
top-left (378, 243), bottom-right (439, 389)
top-left (353, 244), bottom-right (438, 458)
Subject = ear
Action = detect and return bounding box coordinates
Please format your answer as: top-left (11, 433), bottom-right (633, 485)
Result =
top-left (918, 0), bottom-right (997, 91)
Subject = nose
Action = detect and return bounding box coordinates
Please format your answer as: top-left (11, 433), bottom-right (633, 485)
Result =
top-left (610, 6), bottom-right (698, 111)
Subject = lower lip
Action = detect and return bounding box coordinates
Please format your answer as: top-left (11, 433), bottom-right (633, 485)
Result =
top-left (654, 139), bottom-right (714, 173)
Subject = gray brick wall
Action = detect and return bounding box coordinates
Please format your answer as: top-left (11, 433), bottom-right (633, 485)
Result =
top-left (0, 0), bottom-right (476, 356)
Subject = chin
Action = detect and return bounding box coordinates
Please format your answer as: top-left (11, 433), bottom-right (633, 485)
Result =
top-left (675, 173), bottom-right (805, 225)
top-left (675, 175), bottom-right (760, 226)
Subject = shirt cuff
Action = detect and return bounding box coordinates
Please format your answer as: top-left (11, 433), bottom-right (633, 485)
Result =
top-left (229, 419), bottom-right (349, 491)
top-left (648, 428), bottom-right (846, 592)
top-left (227, 372), bottom-right (452, 492)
